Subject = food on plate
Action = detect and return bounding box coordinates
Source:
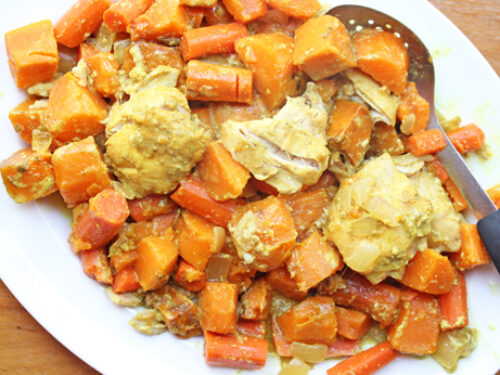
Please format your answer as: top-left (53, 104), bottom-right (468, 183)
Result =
top-left (2, 0), bottom-right (492, 373)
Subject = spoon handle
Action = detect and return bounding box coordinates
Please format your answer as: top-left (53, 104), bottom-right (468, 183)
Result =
top-left (477, 211), bottom-right (500, 273)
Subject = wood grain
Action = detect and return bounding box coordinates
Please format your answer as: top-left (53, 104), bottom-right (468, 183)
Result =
top-left (0, 1), bottom-right (499, 374)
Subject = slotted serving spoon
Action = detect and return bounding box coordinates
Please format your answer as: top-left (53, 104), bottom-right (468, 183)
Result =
top-left (326, 5), bottom-right (500, 273)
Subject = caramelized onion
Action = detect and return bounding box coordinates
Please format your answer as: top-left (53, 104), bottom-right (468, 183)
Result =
top-left (206, 253), bottom-right (232, 282)
top-left (289, 342), bottom-right (328, 364)
top-left (278, 357), bottom-right (310, 375)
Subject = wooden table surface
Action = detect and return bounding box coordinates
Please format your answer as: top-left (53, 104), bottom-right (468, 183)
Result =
top-left (1, 1), bottom-right (499, 374)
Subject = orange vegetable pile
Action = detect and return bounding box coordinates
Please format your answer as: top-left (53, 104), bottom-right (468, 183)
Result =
top-left (2, 0), bottom-right (492, 373)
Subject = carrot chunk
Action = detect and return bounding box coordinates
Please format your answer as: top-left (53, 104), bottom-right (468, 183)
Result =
top-left (176, 210), bottom-right (226, 270)
top-left (327, 341), bottom-right (396, 375)
top-left (44, 73), bottom-right (108, 142)
top-left (70, 189), bottom-right (129, 252)
top-left (204, 331), bottom-right (268, 369)
top-left (400, 248), bottom-right (455, 295)
top-left (130, 0), bottom-right (189, 41)
top-left (174, 259), bottom-right (207, 292)
top-left (80, 248), bottom-right (113, 284)
top-left (322, 271), bottom-right (402, 327)
top-left (103, 0), bottom-right (154, 32)
top-left (185, 7), bottom-right (206, 29)
top-left (487, 184), bottom-right (500, 208)
top-left (0, 148), bottom-right (57, 203)
top-left (4, 20), bottom-right (59, 88)
top-left (199, 281), bottom-right (238, 334)
top-left (427, 157), bottom-right (449, 183)
top-left (221, 0), bottom-right (267, 23)
top-left (397, 81), bottom-right (430, 135)
top-left (239, 278), bottom-right (273, 321)
top-left (438, 271), bottom-right (468, 331)
top-left (112, 268), bottom-right (140, 293)
top-left (186, 60), bottom-right (253, 104)
top-left (277, 296), bottom-right (337, 345)
top-left (237, 319), bottom-right (266, 339)
top-left (447, 123), bottom-right (485, 154)
top-left (293, 15), bottom-right (357, 81)
top-left (235, 32), bottom-right (295, 110)
top-left (443, 179), bottom-right (468, 212)
top-left (367, 122), bottom-right (405, 157)
top-left (266, 0), bottom-right (320, 19)
top-left (51, 137), bottom-right (111, 206)
top-left (287, 230), bottom-right (343, 292)
top-left (353, 28), bottom-right (409, 95)
top-left (78, 43), bottom-right (100, 64)
top-left (134, 227), bottom-right (179, 291)
top-left (335, 306), bottom-right (372, 341)
top-left (197, 142), bottom-right (250, 201)
top-left (54, 0), bottom-right (112, 48)
top-left (121, 41), bottom-right (184, 74)
top-left (388, 290), bottom-right (440, 355)
top-left (180, 23), bottom-right (248, 61)
top-left (327, 99), bottom-right (374, 166)
top-left (228, 195), bottom-right (297, 272)
top-left (171, 176), bottom-right (244, 227)
top-left (406, 129), bottom-right (446, 156)
top-left (205, 1), bottom-right (235, 25)
top-left (87, 52), bottom-right (120, 98)
top-left (128, 194), bottom-right (177, 222)
top-left (266, 266), bottom-right (307, 300)
top-left (8, 98), bottom-right (47, 144)
top-left (449, 223), bottom-right (490, 271)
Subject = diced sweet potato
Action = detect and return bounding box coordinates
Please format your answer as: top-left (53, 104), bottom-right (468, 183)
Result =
top-left (293, 15), bottom-right (356, 81)
top-left (9, 98), bottom-right (47, 144)
top-left (130, 0), bottom-right (189, 41)
top-left (367, 122), bottom-right (405, 157)
top-left (235, 32), bottom-right (296, 110)
top-left (1, 148), bottom-right (57, 203)
top-left (4, 20), bottom-right (59, 88)
top-left (266, 266), bottom-right (307, 300)
top-left (51, 136), bottom-right (111, 206)
top-left (134, 227), bottom-right (179, 291)
top-left (174, 259), bottom-right (207, 292)
top-left (128, 194), bottom-right (177, 222)
top-left (176, 210), bottom-right (226, 270)
top-left (449, 223), bottom-right (490, 271)
top-left (277, 296), bottom-right (337, 345)
top-left (252, 9), bottom-right (303, 36)
top-left (335, 306), bottom-right (372, 341)
top-left (221, 0), bottom-right (267, 23)
top-left (397, 81), bottom-right (430, 135)
top-left (353, 28), bottom-right (409, 95)
top-left (239, 278), bottom-right (273, 321)
top-left (122, 41), bottom-right (184, 74)
top-left (87, 52), bottom-right (120, 97)
top-left (44, 73), bottom-right (108, 142)
top-left (327, 99), bottom-right (373, 166)
top-left (400, 248), bottom-right (455, 295)
top-left (197, 142), bottom-right (250, 201)
top-left (199, 281), bottom-right (238, 334)
top-left (80, 248), bottom-right (113, 284)
top-left (266, 0), bottom-right (320, 19)
top-left (103, 0), bottom-right (155, 32)
top-left (228, 195), bottom-right (297, 272)
top-left (487, 184), bottom-right (500, 208)
top-left (388, 290), bottom-right (440, 355)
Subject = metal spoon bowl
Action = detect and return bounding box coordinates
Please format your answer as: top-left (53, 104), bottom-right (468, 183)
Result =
top-left (326, 5), bottom-right (500, 273)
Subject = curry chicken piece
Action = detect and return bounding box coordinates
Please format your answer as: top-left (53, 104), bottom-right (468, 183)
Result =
top-left (324, 153), bottom-right (433, 284)
top-left (104, 87), bottom-right (210, 198)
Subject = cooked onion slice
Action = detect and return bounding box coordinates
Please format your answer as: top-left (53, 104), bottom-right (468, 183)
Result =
top-left (290, 342), bottom-right (328, 364)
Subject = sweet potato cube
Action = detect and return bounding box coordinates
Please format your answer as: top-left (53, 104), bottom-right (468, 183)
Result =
top-left (0, 148), bottom-right (57, 203)
top-left (487, 184), bottom-right (500, 209)
top-left (128, 194), bottom-right (177, 222)
top-left (239, 278), bottom-right (273, 321)
top-left (199, 281), bottom-right (238, 334)
top-left (122, 41), bottom-right (184, 74)
top-left (228, 195), bottom-right (297, 272)
top-left (277, 296), bottom-right (337, 345)
top-left (280, 189), bottom-right (330, 236)
top-left (293, 15), bottom-right (356, 81)
top-left (367, 122), bottom-right (405, 157)
top-left (174, 259), bottom-right (207, 292)
top-left (135, 228), bottom-right (179, 291)
top-left (401, 248), bottom-right (455, 295)
top-left (176, 210), bottom-right (226, 271)
top-left (388, 290), bottom-right (440, 355)
top-left (327, 99), bottom-right (373, 166)
top-left (87, 52), bottom-right (120, 98)
top-left (335, 306), bottom-right (372, 341)
top-left (266, 266), bottom-right (307, 300)
top-left (288, 230), bottom-right (343, 292)
top-left (221, 0), bottom-right (267, 24)
top-left (353, 28), bottom-right (409, 95)
top-left (449, 223), bottom-right (490, 271)
top-left (235, 32), bottom-right (296, 110)
top-left (130, 0), bottom-right (189, 41)
top-left (197, 142), bottom-right (250, 201)
top-left (266, 0), bottom-right (320, 19)
top-left (9, 98), bottom-right (47, 144)
top-left (44, 73), bottom-right (108, 142)
top-left (80, 248), bottom-right (113, 285)
top-left (51, 136), bottom-right (112, 206)
top-left (4, 20), bottom-right (58, 88)
top-left (397, 81), bottom-right (430, 135)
